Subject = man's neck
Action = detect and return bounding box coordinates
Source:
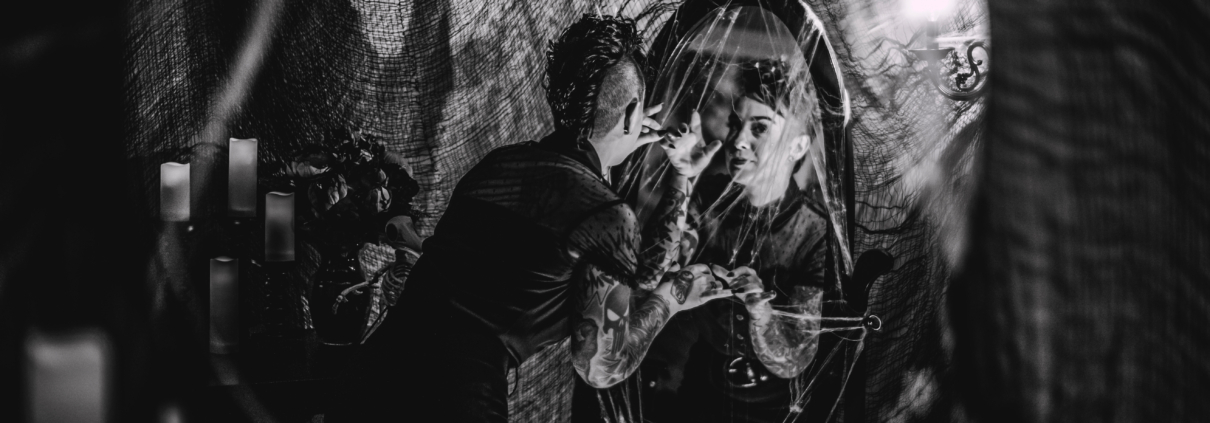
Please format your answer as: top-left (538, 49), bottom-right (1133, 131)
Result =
top-left (539, 129), bottom-right (607, 180)
top-left (588, 131), bottom-right (623, 176)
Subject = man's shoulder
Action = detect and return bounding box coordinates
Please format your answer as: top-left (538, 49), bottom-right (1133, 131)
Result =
top-left (478, 141), bottom-right (541, 162)
top-left (479, 142), bottom-right (602, 177)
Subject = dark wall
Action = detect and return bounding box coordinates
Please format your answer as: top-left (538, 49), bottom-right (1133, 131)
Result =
top-left (954, 0), bottom-right (1210, 422)
top-left (0, 1), bottom-right (159, 422)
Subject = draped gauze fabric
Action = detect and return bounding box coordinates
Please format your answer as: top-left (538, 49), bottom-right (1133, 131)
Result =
top-left (125, 0), bottom-right (986, 421)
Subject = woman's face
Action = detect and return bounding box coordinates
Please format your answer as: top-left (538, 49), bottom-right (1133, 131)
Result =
top-left (724, 96), bottom-right (791, 187)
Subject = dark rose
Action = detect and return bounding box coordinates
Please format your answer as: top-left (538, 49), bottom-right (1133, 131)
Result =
top-left (309, 174), bottom-right (348, 213)
top-left (363, 186), bottom-right (392, 214)
top-left (359, 167), bottom-right (388, 188)
top-left (355, 148), bottom-right (373, 165)
top-left (304, 151), bottom-right (334, 167)
top-left (382, 164), bottom-right (420, 202)
top-left (285, 160), bottom-right (330, 178)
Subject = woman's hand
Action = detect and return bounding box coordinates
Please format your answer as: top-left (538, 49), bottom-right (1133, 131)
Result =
top-left (659, 111), bottom-right (723, 178)
top-left (658, 263), bottom-right (731, 313)
top-left (712, 265), bottom-right (774, 322)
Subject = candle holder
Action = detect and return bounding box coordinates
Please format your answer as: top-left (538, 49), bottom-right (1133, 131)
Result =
top-left (160, 162), bottom-right (191, 222)
top-left (909, 20), bottom-right (989, 101)
top-left (265, 192), bottom-right (296, 262)
top-left (252, 259), bottom-right (313, 340)
top-left (311, 244), bottom-right (367, 346)
top-left (209, 257), bottom-right (240, 354)
top-left (228, 138), bottom-right (258, 218)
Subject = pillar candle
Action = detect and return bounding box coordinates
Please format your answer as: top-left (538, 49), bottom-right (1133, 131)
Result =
top-left (265, 192), bottom-right (295, 262)
top-left (228, 138), bottom-right (258, 217)
top-left (160, 162), bottom-right (190, 221)
top-left (25, 329), bottom-right (110, 423)
top-left (210, 257), bottom-right (239, 354)
top-left (159, 404), bottom-right (184, 423)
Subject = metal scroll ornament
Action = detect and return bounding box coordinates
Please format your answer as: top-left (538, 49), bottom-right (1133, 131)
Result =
top-left (910, 21), bottom-right (989, 101)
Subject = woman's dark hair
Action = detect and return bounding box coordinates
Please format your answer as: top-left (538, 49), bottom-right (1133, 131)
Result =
top-left (737, 58), bottom-right (821, 176)
top-left (738, 58), bottom-right (792, 113)
top-left (545, 14), bottom-right (649, 140)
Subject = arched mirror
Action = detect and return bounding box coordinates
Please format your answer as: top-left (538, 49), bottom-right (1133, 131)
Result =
top-left (585, 2), bottom-right (870, 423)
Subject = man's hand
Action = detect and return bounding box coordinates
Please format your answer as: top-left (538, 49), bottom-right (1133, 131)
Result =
top-left (659, 111), bottom-right (723, 178)
top-left (678, 228), bottom-right (699, 267)
top-left (658, 263), bottom-right (731, 313)
top-left (712, 265), bottom-right (774, 322)
top-left (637, 103), bottom-right (666, 145)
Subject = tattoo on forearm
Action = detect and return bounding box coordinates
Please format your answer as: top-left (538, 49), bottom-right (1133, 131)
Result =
top-left (636, 175), bottom-right (691, 288)
top-left (749, 286), bottom-right (822, 378)
top-left (671, 269), bottom-right (692, 305)
top-left (629, 293), bottom-right (672, 347)
top-left (601, 284), bottom-right (631, 359)
top-left (572, 319), bottom-right (599, 375)
top-left (592, 293), bottom-right (672, 383)
top-left (572, 271), bottom-right (675, 388)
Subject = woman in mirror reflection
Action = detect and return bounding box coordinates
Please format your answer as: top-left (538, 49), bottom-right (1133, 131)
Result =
top-left (639, 59), bottom-right (829, 423)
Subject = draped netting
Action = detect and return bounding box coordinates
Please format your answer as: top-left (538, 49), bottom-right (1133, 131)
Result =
top-left (817, 0), bottom-right (987, 420)
top-left (124, 0), bottom-right (986, 421)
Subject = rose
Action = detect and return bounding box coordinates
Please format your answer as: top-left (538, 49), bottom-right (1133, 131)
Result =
top-left (309, 173), bottom-right (349, 214)
top-left (285, 161), bottom-right (330, 179)
top-left (363, 186), bottom-right (392, 214)
top-left (355, 148), bottom-right (373, 165)
top-left (357, 167), bottom-right (389, 189)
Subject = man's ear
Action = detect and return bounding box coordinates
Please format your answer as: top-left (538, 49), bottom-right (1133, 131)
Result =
top-left (623, 98), bottom-right (639, 133)
top-left (789, 134), bottom-right (810, 161)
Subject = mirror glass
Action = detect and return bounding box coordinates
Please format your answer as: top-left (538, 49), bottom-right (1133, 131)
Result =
top-left (599, 4), bottom-right (867, 423)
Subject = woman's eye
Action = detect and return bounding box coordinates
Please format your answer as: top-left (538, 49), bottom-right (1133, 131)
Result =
top-left (752, 123), bottom-right (768, 136)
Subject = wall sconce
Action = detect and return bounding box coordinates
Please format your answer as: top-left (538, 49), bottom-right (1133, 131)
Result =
top-left (904, 0), bottom-right (989, 101)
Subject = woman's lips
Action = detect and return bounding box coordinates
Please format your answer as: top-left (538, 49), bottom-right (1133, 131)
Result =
top-left (730, 157), bottom-right (753, 168)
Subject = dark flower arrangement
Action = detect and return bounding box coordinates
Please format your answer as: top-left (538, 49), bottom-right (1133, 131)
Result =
top-left (269, 129), bottom-right (421, 250)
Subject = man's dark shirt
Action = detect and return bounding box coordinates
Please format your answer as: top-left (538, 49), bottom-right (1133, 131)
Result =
top-left (332, 133), bottom-right (661, 423)
top-left (391, 132), bottom-right (648, 364)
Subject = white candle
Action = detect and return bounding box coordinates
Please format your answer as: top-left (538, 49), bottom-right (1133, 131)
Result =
top-left (159, 404), bottom-right (184, 423)
top-left (228, 138), bottom-right (258, 217)
top-left (160, 162), bottom-right (190, 221)
top-left (265, 192), bottom-right (295, 262)
top-left (210, 257), bottom-right (240, 354)
top-left (26, 329), bottom-right (110, 423)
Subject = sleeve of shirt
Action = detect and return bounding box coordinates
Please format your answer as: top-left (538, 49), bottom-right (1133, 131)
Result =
top-left (800, 210), bottom-right (831, 288)
top-left (566, 201), bottom-right (642, 284)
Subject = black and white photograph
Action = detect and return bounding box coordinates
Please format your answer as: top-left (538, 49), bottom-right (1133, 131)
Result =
top-left (2, 0), bottom-right (1208, 422)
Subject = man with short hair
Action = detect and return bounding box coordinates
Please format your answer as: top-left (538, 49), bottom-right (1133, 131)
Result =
top-left (330, 14), bottom-right (727, 422)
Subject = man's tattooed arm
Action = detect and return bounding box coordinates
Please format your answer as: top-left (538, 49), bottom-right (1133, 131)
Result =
top-left (572, 265), bottom-right (674, 388)
top-left (749, 285), bottom-right (823, 379)
top-left (570, 265), bottom-right (725, 388)
top-left (568, 204), bottom-right (728, 388)
top-left (635, 172), bottom-right (691, 290)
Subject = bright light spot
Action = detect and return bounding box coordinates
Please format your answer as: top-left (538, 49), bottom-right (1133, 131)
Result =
top-left (902, 0), bottom-right (956, 21)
